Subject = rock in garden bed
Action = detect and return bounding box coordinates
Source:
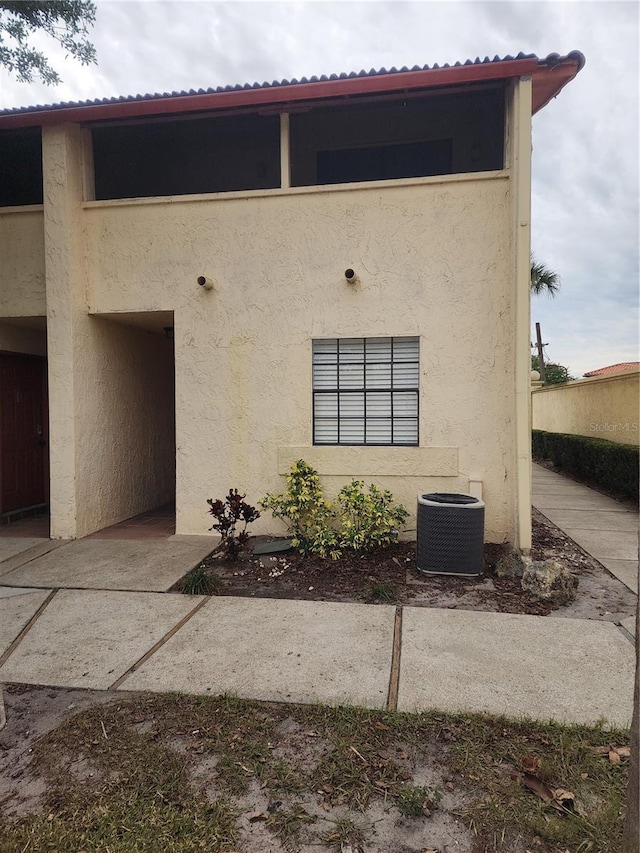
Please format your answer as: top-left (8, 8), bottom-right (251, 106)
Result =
top-left (521, 558), bottom-right (578, 605)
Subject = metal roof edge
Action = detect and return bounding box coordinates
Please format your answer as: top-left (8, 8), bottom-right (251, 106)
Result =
top-left (0, 51), bottom-right (584, 129)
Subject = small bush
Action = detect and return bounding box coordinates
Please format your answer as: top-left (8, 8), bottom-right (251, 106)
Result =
top-left (207, 489), bottom-right (260, 560)
top-left (532, 430), bottom-right (639, 501)
top-left (338, 480), bottom-right (409, 552)
top-left (260, 460), bottom-right (408, 560)
top-left (260, 460), bottom-right (341, 559)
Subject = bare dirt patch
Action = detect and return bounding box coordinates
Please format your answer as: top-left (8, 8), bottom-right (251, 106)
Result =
top-left (0, 687), bottom-right (630, 853)
top-left (0, 685), bottom-right (125, 818)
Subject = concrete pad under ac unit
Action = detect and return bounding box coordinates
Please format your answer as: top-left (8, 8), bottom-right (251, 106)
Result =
top-left (123, 597), bottom-right (396, 708)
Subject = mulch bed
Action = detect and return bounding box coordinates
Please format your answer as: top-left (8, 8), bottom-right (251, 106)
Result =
top-left (171, 514), bottom-right (596, 617)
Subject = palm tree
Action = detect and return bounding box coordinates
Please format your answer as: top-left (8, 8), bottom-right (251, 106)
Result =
top-left (530, 256), bottom-right (560, 297)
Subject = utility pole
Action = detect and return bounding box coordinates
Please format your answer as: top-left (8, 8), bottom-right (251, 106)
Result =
top-left (535, 322), bottom-right (546, 384)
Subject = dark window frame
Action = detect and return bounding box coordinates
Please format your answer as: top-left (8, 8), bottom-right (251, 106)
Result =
top-left (312, 337), bottom-right (420, 447)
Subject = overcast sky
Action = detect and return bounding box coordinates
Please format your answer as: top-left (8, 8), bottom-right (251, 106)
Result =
top-left (1, 0), bottom-right (638, 377)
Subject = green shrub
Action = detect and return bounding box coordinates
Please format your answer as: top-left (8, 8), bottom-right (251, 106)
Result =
top-left (260, 460), bottom-right (341, 559)
top-left (337, 480), bottom-right (409, 552)
top-left (260, 460), bottom-right (409, 560)
top-left (532, 430), bottom-right (639, 501)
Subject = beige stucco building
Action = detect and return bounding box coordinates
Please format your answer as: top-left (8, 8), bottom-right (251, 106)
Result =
top-left (0, 51), bottom-right (584, 547)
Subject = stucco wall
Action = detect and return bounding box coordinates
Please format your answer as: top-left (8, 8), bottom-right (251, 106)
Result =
top-left (0, 208), bottom-right (46, 317)
top-left (74, 318), bottom-right (175, 535)
top-left (532, 370), bottom-right (640, 446)
top-left (43, 124), bottom-right (175, 539)
top-left (84, 173), bottom-right (517, 541)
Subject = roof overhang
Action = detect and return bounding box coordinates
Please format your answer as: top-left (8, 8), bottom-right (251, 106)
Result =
top-left (0, 51), bottom-right (585, 130)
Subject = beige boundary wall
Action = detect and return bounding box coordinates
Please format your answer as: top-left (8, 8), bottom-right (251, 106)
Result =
top-left (532, 369), bottom-right (640, 446)
top-left (0, 77), bottom-right (534, 546)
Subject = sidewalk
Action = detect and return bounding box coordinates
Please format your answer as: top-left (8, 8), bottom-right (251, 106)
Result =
top-left (0, 591), bottom-right (634, 727)
top-left (532, 463), bottom-right (639, 595)
top-left (0, 472), bottom-right (637, 728)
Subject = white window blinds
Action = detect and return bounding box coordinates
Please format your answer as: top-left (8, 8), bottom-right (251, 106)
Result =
top-left (312, 337), bottom-right (419, 445)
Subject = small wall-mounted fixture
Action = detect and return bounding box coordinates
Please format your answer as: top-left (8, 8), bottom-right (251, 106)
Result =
top-left (197, 276), bottom-right (215, 291)
top-left (344, 268), bottom-right (360, 285)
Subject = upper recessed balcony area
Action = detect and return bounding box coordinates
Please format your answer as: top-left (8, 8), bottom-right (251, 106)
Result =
top-left (0, 84), bottom-right (506, 208)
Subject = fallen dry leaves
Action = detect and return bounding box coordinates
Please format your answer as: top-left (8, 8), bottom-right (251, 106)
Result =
top-left (521, 753), bottom-right (541, 774)
top-left (512, 770), bottom-right (575, 812)
top-left (589, 744), bottom-right (631, 764)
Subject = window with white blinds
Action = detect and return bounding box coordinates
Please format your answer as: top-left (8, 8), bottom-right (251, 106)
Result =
top-left (312, 337), bottom-right (419, 445)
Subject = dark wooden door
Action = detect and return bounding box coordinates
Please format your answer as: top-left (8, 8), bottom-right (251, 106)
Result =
top-left (0, 354), bottom-right (47, 514)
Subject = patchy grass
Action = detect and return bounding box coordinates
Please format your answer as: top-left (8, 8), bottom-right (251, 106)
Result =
top-left (180, 563), bottom-right (223, 595)
top-left (266, 802), bottom-right (316, 844)
top-left (366, 579), bottom-right (399, 602)
top-left (396, 783), bottom-right (443, 817)
top-left (321, 814), bottom-right (371, 848)
top-left (0, 692), bottom-right (630, 853)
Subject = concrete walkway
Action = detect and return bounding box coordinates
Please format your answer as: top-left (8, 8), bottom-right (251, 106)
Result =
top-left (0, 477), bottom-right (636, 728)
top-left (532, 463), bottom-right (639, 594)
top-left (0, 535), bottom-right (216, 592)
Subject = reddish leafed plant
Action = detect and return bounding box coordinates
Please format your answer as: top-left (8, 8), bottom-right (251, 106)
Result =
top-left (207, 489), bottom-right (260, 560)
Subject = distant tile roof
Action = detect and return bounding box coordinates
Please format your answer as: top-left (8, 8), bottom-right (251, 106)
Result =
top-left (584, 362), bottom-right (640, 377)
top-left (0, 50), bottom-right (585, 128)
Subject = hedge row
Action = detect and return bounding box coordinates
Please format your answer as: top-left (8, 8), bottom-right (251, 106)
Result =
top-left (532, 430), bottom-right (639, 502)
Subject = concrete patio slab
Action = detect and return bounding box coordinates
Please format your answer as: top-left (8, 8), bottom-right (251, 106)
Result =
top-left (398, 607), bottom-right (634, 726)
top-left (531, 481), bottom-right (601, 494)
top-left (123, 597), bottom-right (395, 708)
top-left (598, 559), bottom-right (638, 594)
top-left (0, 539), bottom-right (69, 578)
top-left (0, 590), bottom-right (204, 689)
top-left (535, 494), bottom-right (632, 512)
top-left (532, 471), bottom-right (561, 480)
top-left (538, 509), bottom-right (639, 532)
top-left (0, 536), bottom-right (216, 592)
top-left (0, 587), bottom-right (50, 657)
top-left (0, 538), bottom-right (49, 565)
top-left (620, 615), bottom-right (636, 638)
top-left (561, 528), bottom-right (638, 562)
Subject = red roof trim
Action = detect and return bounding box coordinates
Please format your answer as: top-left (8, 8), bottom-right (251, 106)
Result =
top-left (584, 362), bottom-right (640, 377)
top-left (0, 53), bottom-right (584, 129)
